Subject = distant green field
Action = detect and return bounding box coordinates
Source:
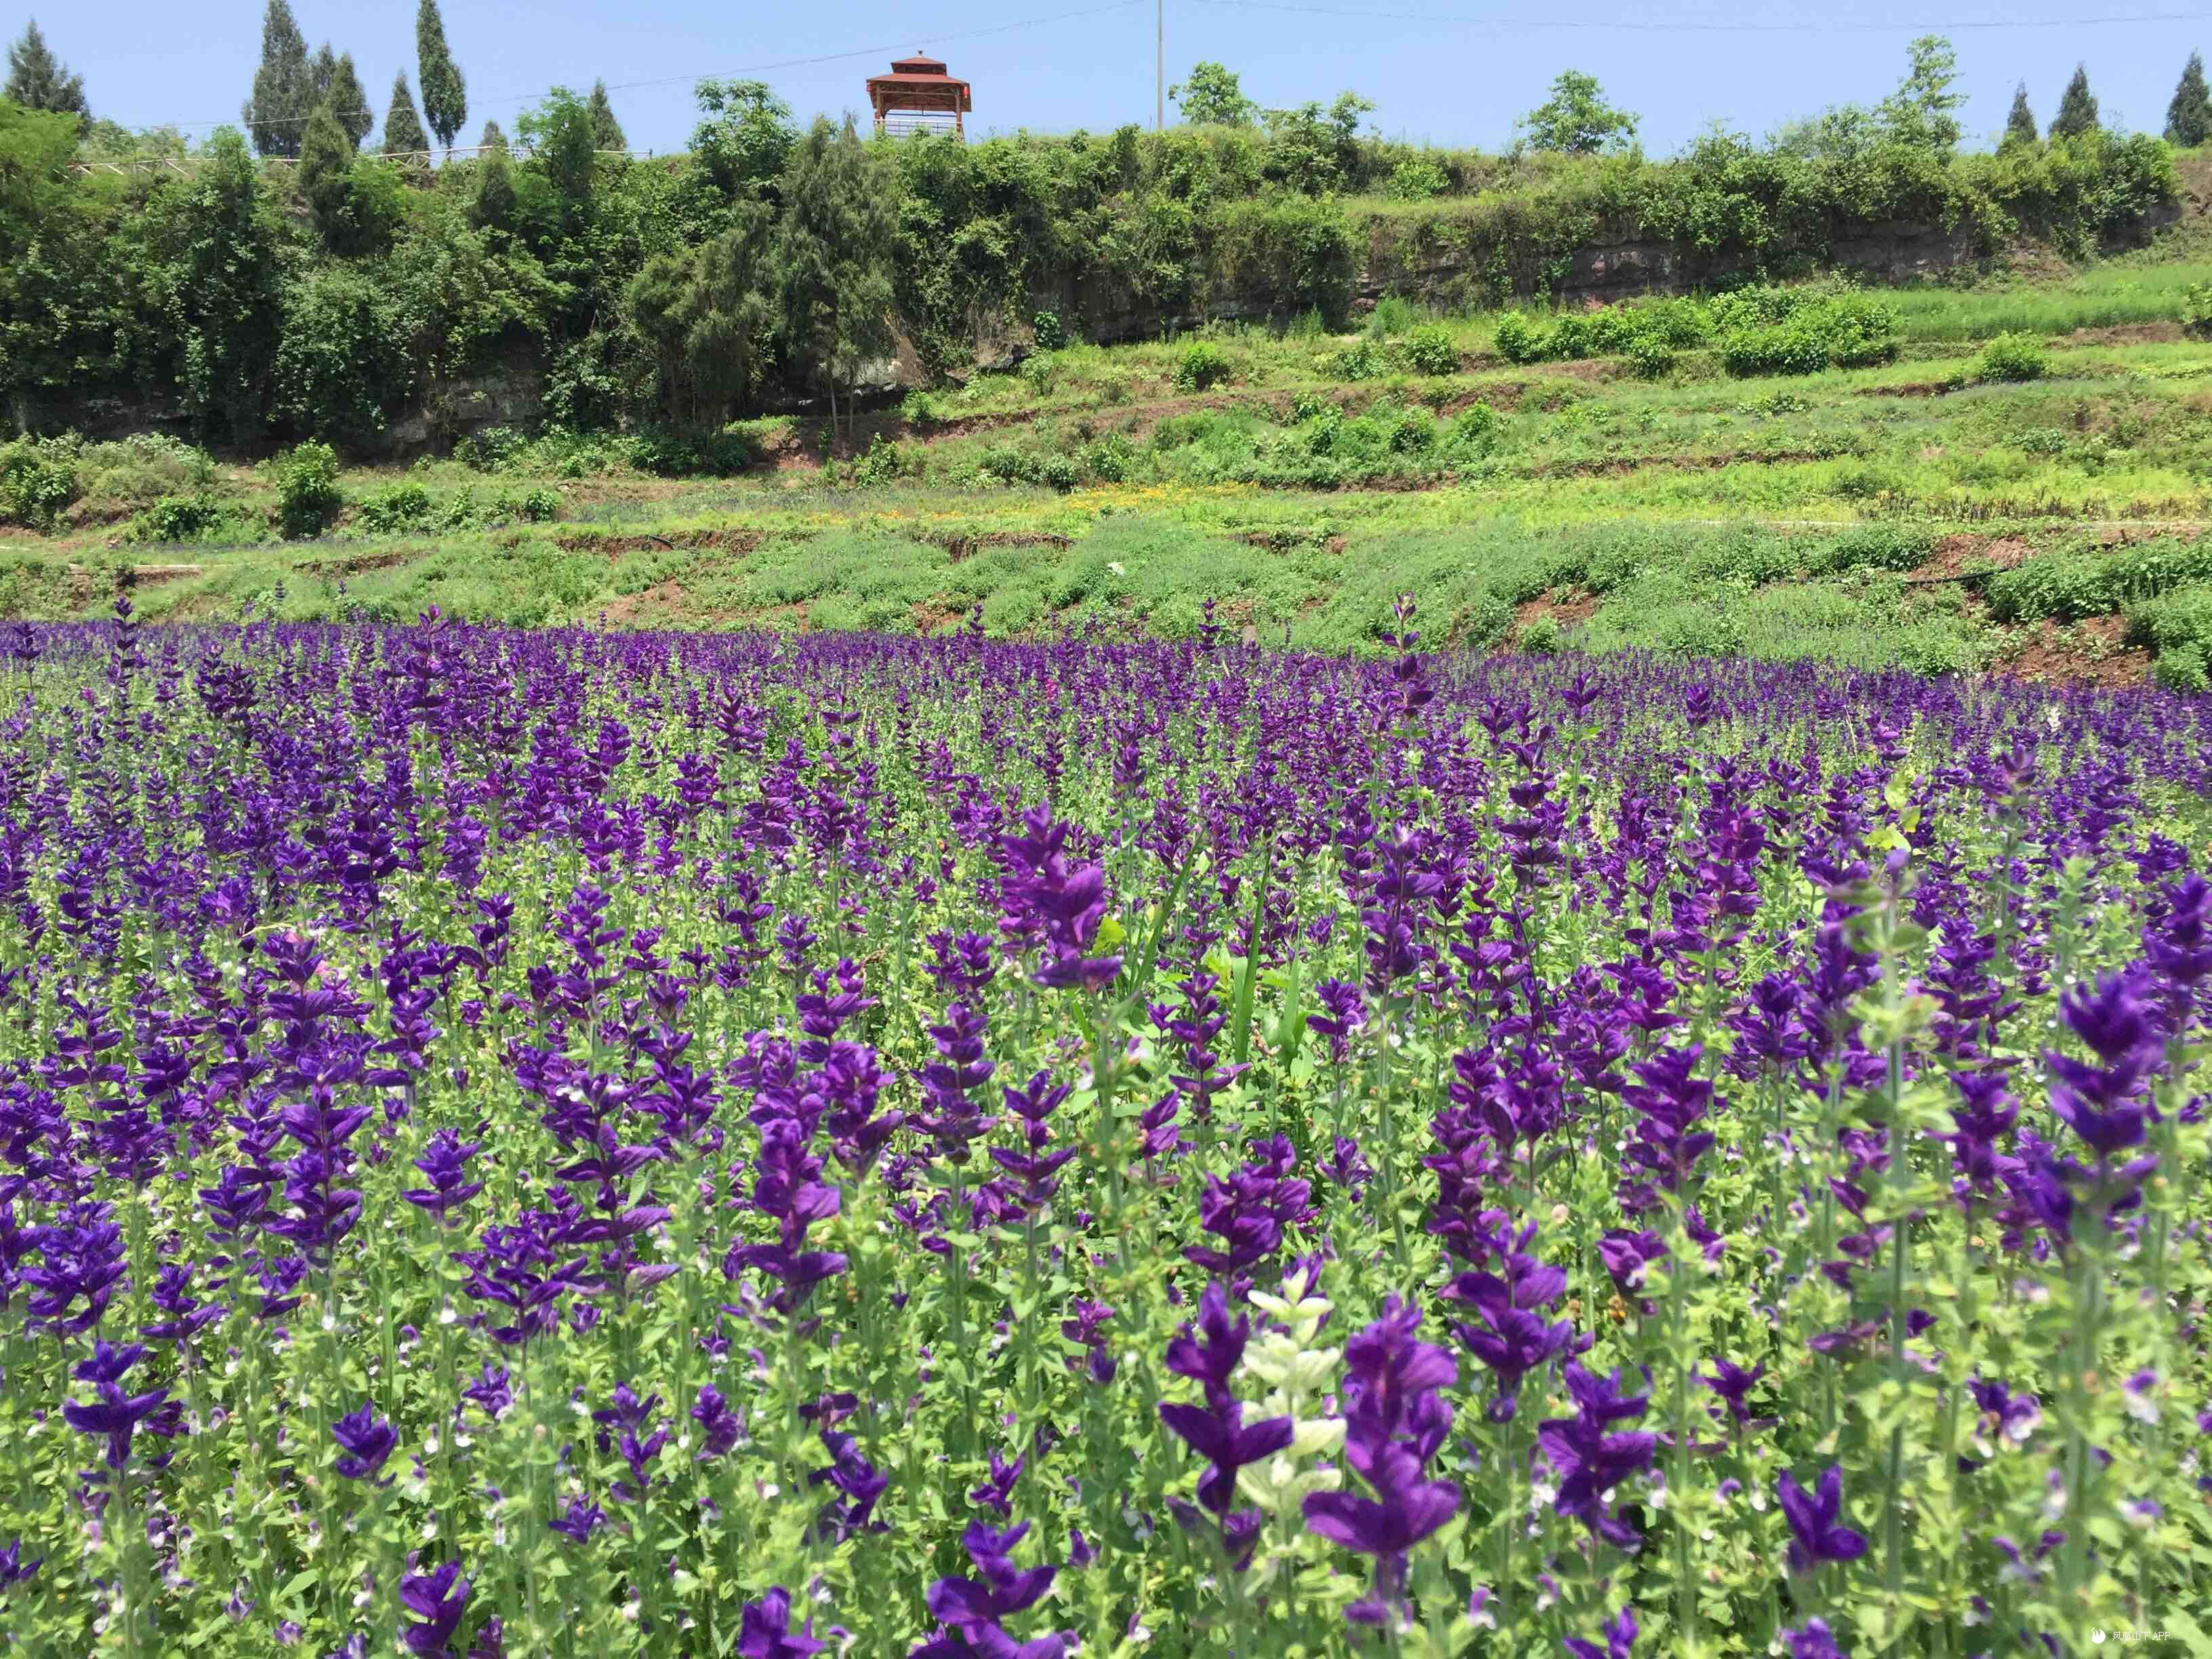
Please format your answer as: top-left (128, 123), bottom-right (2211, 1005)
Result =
top-left (12, 241), bottom-right (2212, 687)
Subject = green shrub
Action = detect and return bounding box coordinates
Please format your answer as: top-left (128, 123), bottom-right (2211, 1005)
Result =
top-left (1548, 313), bottom-right (1595, 361)
top-left (0, 438), bottom-right (79, 530)
top-left (1326, 339), bottom-right (1387, 382)
top-left (900, 390), bottom-right (941, 428)
top-left (853, 434), bottom-right (910, 487)
top-left (356, 483), bottom-right (434, 533)
top-left (628, 424), bottom-right (763, 476)
top-left (1364, 295), bottom-right (1418, 339)
top-left (1519, 613), bottom-right (1563, 654)
top-left (457, 427), bottom-right (532, 473)
top-left (2184, 281), bottom-right (2212, 340)
top-left (2153, 641), bottom-right (2210, 693)
top-left (493, 487), bottom-right (561, 523)
top-left (1975, 331), bottom-right (2049, 382)
top-left (1895, 629), bottom-right (1977, 677)
top-left (1437, 403), bottom-right (1502, 463)
top-left (1385, 157), bottom-right (1448, 201)
top-left (272, 266), bottom-right (417, 444)
top-left (127, 493), bottom-right (253, 545)
top-left (1717, 293), bottom-right (1898, 378)
top-left (274, 443), bottom-right (344, 539)
top-left (1807, 524), bottom-right (1935, 575)
top-left (2125, 581), bottom-right (2212, 651)
top-left (1986, 552), bottom-right (2116, 623)
top-left (1492, 312), bottom-right (1546, 365)
top-left (1031, 309), bottom-right (1068, 350)
top-left (75, 435), bottom-right (215, 513)
top-left (1626, 337), bottom-right (1677, 379)
top-left (1084, 434), bottom-right (1135, 483)
top-left (1173, 340), bottom-right (1233, 392)
top-left (977, 444), bottom-right (1079, 491)
top-left (1399, 325), bottom-right (1460, 375)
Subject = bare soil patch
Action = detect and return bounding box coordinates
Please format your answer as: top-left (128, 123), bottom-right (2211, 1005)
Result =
top-left (1999, 615), bottom-right (2152, 688)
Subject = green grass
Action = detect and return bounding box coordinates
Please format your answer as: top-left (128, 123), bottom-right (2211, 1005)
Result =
top-left (1883, 260), bottom-right (2212, 342)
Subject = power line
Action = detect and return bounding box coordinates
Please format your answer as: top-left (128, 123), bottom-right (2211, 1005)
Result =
top-left (1185, 0), bottom-right (2209, 30)
top-left (145, 0), bottom-right (1149, 134)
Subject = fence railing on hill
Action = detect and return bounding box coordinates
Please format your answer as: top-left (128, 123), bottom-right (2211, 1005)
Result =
top-left (67, 145), bottom-right (638, 178)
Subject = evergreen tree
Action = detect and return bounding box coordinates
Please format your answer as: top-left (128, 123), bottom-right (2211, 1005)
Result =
top-left (5, 20), bottom-right (88, 125)
top-left (518, 87), bottom-right (598, 232)
top-left (2167, 51), bottom-right (2212, 146)
top-left (382, 70), bottom-right (430, 160)
top-left (310, 42), bottom-right (338, 102)
top-left (470, 122), bottom-right (516, 231)
top-left (2005, 82), bottom-right (2039, 145)
top-left (243, 0), bottom-right (312, 158)
top-left (325, 52), bottom-right (373, 150)
top-left (775, 116), bottom-right (896, 438)
top-left (2051, 64), bottom-right (2100, 140)
top-left (416, 0), bottom-right (468, 152)
top-left (586, 80), bottom-right (626, 152)
top-left (297, 102), bottom-right (359, 244)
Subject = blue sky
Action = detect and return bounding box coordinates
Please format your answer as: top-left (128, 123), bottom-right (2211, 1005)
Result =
top-left (23, 1), bottom-right (2212, 157)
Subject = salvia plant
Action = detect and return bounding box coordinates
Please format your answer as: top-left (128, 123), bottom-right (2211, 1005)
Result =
top-left (0, 598), bottom-right (2206, 1657)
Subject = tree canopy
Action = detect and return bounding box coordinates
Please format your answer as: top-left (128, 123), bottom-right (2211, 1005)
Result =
top-left (1518, 70), bottom-right (1639, 155)
top-left (2167, 52), bottom-right (2212, 147)
top-left (586, 81), bottom-right (627, 152)
top-left (2051, 64), bottom-right (2100, 140)
top-left (243, 0), bottom-right (311, 158)
top-left (1170, 63), bottom-right (1258, 128)
top-left (416, 0), bottom-right (468, 151)
top-left (4, 20), bottom-right (87, 125)
top-left (383, 72), bottom-right (430, 160)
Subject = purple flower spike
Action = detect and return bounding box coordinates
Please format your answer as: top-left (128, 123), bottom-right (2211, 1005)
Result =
top-left (909, 1521), bottom-right (1072, 1659)
top-left (331, 1402), bottom-right (398, 1481)
top-left (398, 1561), bottom-right (471, 1656)
top-left (738, 1587), bottom-right (825, 1659)
top-left (1303, 1296), bottom-right (1462, 1626)
top-left (1563, 1605), bottom-right (1637, 1659)
top-left (1784, 1620), bottom-right (1848, 1659)
top-left (62, 1340), bottom-right (171, 1475)
top-left (1778, 1465), bottom-right (1868, 1573)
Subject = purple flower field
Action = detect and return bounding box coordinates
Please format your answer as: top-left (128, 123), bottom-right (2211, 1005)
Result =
top-left (1, 603), bottom-right (2208, 1657)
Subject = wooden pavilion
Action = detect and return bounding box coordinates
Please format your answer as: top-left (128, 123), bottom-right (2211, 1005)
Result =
top-left (867, 54), bottom-right (972, 138)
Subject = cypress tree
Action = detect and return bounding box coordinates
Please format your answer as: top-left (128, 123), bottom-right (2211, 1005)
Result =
top-left (5, 20), bottom-right (89, 125)
top-left (2005, 82), bottom-right (2039, 146)
top-left (310, 42), bottom-right (337, 102)
top-left (586, 80), bottom-right (626, 152)
top-left (470, 122), bottom-right (516, 231)
top-left (297, 102), bottom-right (358, 245)
top-left (325, 52), bottom-right (373, 150)
top-left (2167, 51), bottom-right (2212, 146)
top-left (243, 0), bottom-right (312, 158)
top-left (2051, 64), bottom-right (2100, 140)
top-left (416, 0), bottom-right (468, 152)
top-left (383, 71), bottom-right (430, 160)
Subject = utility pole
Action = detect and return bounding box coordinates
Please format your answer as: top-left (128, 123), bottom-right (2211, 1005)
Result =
top-left (1156, 0), bottom-right (1164, 129)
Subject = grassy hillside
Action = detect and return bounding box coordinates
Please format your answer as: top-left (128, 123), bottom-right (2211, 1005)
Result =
top-left (12, 254), bottom-right (2212, 689)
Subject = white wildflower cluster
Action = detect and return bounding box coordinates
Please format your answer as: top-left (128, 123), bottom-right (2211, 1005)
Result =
top-left (1235, 1265), bottom-right (1346, 1580)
